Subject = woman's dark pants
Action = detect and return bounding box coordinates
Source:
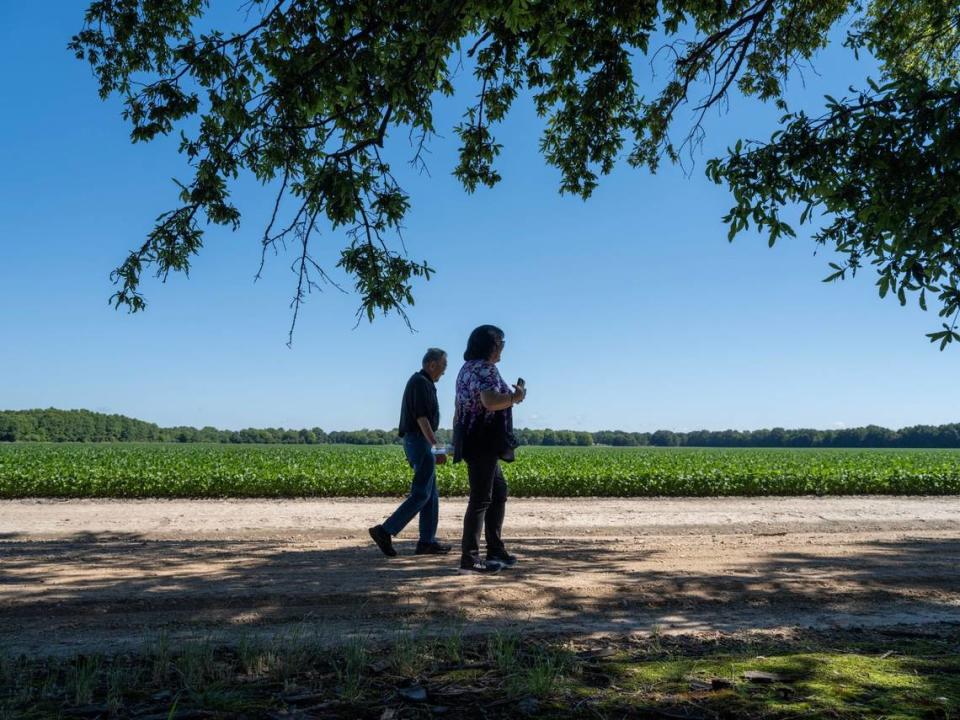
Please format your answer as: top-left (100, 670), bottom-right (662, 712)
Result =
top-left (460, 451), bottom-right (508, 563)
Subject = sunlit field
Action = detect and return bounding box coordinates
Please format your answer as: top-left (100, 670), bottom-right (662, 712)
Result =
top-left (2, 444), bottom-right (959, 497)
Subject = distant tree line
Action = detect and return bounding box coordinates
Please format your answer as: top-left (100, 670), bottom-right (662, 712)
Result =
top-left (2, 409), bottom-right (960, 448)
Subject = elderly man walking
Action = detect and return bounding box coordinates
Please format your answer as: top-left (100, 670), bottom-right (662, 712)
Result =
top-left (369, 348), bottom-right (452, 557)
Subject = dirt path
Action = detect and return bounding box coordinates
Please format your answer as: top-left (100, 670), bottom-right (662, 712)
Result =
top-left (2, 497), bottom-right (958, 656)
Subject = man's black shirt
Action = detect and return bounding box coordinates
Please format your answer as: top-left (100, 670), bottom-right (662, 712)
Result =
top-left (398, 369), bottom-right (439, 438)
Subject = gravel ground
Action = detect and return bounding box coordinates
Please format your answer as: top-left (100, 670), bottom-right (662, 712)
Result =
top-left (2, 496), bottom-right (958, 656)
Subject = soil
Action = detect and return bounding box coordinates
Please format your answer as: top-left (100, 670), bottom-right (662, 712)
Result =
top-left (1, 496), bottom-right (958, 656)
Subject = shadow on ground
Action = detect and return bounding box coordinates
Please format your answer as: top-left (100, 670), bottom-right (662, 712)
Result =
top-left (1, 530), bottom-right (959, 654)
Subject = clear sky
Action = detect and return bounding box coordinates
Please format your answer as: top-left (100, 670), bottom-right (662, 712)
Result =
top-left (1, 4), bottom-right (957, 433)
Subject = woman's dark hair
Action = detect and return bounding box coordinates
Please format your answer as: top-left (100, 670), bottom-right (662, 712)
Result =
top-left (463, 325), bottom-right (505, 361)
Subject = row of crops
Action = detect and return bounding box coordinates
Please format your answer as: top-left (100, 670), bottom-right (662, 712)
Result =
top-left (1, 443), bottom-right (959, 497)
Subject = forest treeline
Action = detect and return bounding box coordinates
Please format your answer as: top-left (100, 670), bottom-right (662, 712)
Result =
top-left (3, 409), bottom-right (960, 448)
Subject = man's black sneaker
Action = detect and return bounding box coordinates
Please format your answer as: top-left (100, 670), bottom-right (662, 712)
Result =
top-left (415, 541), bottom-right (452, 555)
top-left (368, 525), bottom-right (397, 557)
top-left (458, 557), bottom-right (501, 574)
top-left (487, 551), bottom-right (517, 568)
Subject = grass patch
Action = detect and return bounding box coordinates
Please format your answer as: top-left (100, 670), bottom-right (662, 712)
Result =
top-left (0, 626), bottom-right (957, 718)
top-left (332, 633), bottom-right (369, 701)
top-left (587, 632), bottom-right (960, 720)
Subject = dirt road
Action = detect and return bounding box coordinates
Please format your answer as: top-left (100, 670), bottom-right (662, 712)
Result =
top-left (2, 497), bottom-right (958, 656)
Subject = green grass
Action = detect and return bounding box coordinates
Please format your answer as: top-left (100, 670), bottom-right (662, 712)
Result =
top-left (1, 628), bottom-right (957, 719)
top-left (1, 443), bottom-right (960, 497)
top-left (592, 642), bottom-right (960, 719)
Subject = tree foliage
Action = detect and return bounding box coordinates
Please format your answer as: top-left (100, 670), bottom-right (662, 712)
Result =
top-left (6, 409), bottom-right (960, 447)
top-left (71, 0), bottom-right (960, 344)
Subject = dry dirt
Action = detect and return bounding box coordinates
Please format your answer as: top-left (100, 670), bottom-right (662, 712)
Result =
top-left (1, 496), bottom-right (958, 656)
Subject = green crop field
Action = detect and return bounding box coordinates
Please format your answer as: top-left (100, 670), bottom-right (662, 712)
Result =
top-left (1, 443), bottom-right (959, 497)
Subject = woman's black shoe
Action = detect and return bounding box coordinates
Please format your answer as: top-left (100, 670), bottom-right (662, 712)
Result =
top-left (458, 557), bottom-right (501, 574)
top-left (486, 551), bottom-right (517, 567)
top-left (415, 541), bottom-right (452, 555)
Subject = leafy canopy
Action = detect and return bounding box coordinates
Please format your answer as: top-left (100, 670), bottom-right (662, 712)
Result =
top-left (71, 0), bottom-right (960, 345)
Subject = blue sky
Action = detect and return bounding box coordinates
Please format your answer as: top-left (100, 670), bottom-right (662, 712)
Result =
top-left (1, 4), bottom-right (957, 433)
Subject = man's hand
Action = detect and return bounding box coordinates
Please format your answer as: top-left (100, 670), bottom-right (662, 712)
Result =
top-left (511, 384), bottom-right (527, 404)
top-left (416, 416), bottom-right (437, 446)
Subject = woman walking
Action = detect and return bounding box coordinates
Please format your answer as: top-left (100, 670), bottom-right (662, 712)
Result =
top-left (453, 325), bottom-right (526, 574)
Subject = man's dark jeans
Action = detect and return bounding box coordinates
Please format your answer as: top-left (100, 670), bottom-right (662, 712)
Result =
top-left (382, 434), bottom-right (439, 544)
top-left (460, 451), bottom-right (507, 562)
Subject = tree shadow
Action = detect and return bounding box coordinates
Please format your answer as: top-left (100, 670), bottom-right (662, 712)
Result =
top-left (1, 531), bottom-right (959, 655)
